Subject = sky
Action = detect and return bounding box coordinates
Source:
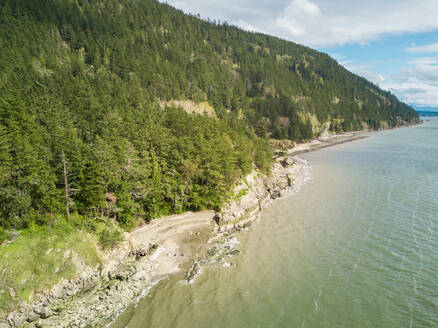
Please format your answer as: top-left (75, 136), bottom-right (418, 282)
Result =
top-left (161, 0), bottom-right (438, 110)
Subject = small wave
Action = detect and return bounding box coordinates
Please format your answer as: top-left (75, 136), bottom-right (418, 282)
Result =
top-left (222, 261), bottom-right (232, 268)
top-left (134, 278), bottom-right (164, 304)
top-left (224, 237), bottom-right (240, 246)
top-left (292, 156), bottom-right (313, 193)
top-left (184, 260), bottom-right (203, 284)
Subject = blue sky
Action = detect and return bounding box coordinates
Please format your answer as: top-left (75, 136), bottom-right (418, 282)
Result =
top-left (162, 0), bottom-right (438, 110)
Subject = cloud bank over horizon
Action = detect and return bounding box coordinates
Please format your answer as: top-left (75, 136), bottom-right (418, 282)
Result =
top-left (162, 0), bottom-right (438, 108)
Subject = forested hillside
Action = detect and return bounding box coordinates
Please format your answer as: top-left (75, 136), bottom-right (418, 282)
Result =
top-left (0, 0), bottom-right (419, 231)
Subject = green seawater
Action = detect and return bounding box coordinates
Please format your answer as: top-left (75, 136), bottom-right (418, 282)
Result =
top-left (112, 119), bottom-right (438, 328)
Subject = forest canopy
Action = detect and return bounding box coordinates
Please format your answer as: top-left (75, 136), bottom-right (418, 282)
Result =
top-left (0, 0), bottom-right (419, 230)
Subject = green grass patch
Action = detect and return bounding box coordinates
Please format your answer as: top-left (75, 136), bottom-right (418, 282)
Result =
top-left (0, 227), bottom-right (9, 245)
top-left (98, 228), bottom-right (124, 250)
top-left (0, 217), bottom-right (101, 315)
top-left (236, 188), bottom-right (249, 201)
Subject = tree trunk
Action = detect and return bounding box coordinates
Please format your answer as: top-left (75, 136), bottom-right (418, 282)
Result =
top-left (62, 150), bottom-right (71, 224)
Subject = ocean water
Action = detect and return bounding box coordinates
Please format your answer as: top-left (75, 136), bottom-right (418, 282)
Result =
top-left (112, 119), bottom-right (438, 328)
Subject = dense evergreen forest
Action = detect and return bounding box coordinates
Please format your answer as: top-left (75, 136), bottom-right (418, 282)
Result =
top-left (0, 0), bottom-right (418, 232)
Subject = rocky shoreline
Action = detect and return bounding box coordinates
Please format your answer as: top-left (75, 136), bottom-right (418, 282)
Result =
top-left (2, 125), bottom-right (425, 328)
top-left (2, 151), bottom-right (309, 328)
top-left (215, 156), bottom-right (311, 232)
top-left (183, 155), bottom-right (311, 284)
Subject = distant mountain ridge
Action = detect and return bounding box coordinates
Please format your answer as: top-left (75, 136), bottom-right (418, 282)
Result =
top-left (417, 111), bottom-right (438, 117)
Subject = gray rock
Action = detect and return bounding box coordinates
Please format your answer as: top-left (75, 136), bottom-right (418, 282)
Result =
top-left (7, 312), bottom-right (26, 327)
top-left (6, 313), bottom-right (13, 323)
top-left (51, 283), bottom-right (64, 299)
top-left (26, 311), bottom-right (40, 323)
top-left (0, 320), bottom-right (11, 328)
top-left (36, 307), bottom-right (52, 319)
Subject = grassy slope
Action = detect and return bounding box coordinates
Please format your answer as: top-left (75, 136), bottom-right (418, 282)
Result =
top-left (0, 220), bottom-right (101, 315)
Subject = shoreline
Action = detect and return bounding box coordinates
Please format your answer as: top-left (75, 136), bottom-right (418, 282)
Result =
top-left (3, 127), bottom-right (415, 328)
top-left (8, 156), bottom-right (310, 328)
top-left (289, 132), bottom-right (368, 156)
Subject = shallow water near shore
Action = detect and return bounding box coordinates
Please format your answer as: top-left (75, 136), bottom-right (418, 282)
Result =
top-left (112, 119), bottom-right (438, 328)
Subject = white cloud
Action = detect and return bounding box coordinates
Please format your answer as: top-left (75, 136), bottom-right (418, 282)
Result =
top-left (410, 56), bottom-right (438, 65)
top-left (331, 52), bottom-right (438, 107)
top-left (235, 20), bottom-right (260, 33)
top-left (398, 57), bottom-right (438, 83)
top-left (336, 60), bottom-right (384, 86)
top-left (380, 57), bottom-right (438, 107)
top-left (162, 0), bottom-right (438, 47)
top-left (406, 42), bottom-right (438, 54)
top-left (383, 80), bottom-right (438, 107)
top-left (276, 0), bottom-right (321, 38)
top-left (272, 0), bottom-right (438, 47)
top-left (335, 56), bottom-right (438, 107)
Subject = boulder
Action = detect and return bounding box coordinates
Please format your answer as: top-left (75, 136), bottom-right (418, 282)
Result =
top-left (0, 320), bottom-right (11, 328)
top-left (7, 312), bottom-right (26, 327)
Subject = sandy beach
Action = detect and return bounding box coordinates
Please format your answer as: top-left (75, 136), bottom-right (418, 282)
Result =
top-left (131, 210), bottom-right (216, 276)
